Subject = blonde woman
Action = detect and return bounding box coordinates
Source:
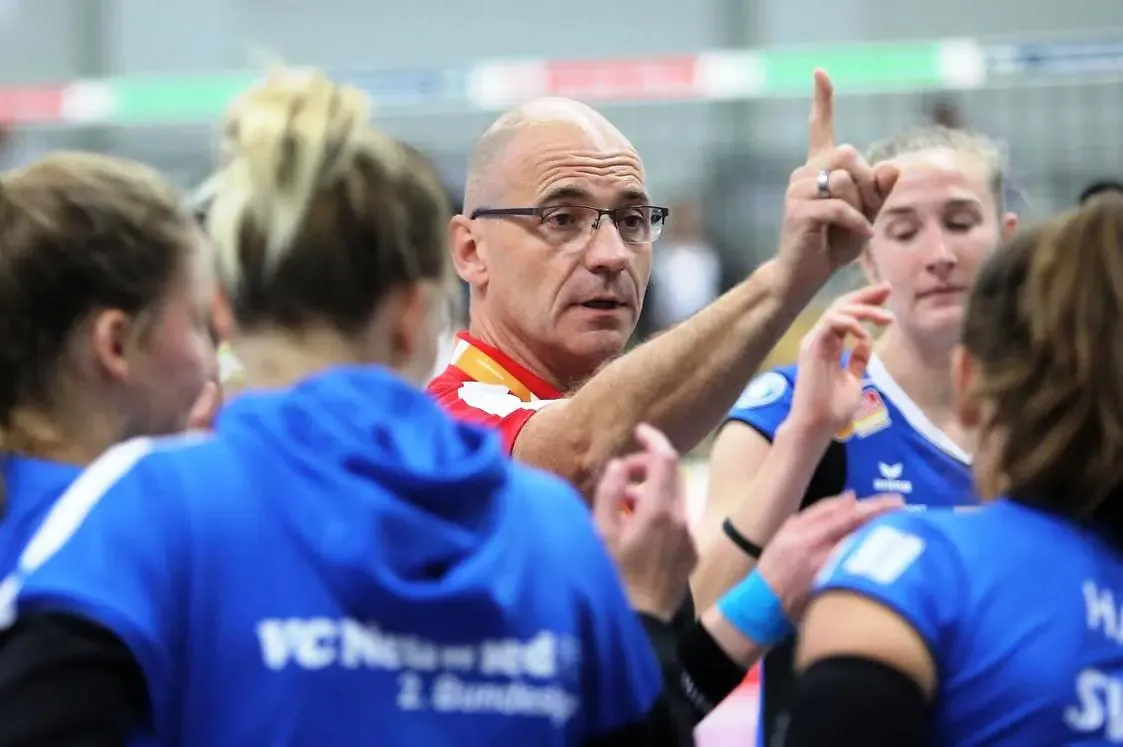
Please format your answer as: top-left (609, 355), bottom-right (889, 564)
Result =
top-left (0, 71), bottom-right (678, 747)
top-left (696, 126), bottom-right (1020, 744)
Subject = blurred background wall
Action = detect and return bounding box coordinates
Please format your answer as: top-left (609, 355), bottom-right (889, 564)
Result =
top-left (2, 0), bottom-right (1120, 287)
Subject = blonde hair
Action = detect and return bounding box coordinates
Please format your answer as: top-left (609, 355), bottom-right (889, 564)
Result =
top-left (866, 125), bottom-right (1009, 211)
top-left (205, 68), bottom-right (450, 333)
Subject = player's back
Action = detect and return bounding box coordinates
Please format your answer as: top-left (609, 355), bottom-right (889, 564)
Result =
top-left (935, 502), bottom-right (1123, 744)
top-left (819, 500), bottom-right (1123, 745)
top-left (16, 366), bottom-right (660, 746)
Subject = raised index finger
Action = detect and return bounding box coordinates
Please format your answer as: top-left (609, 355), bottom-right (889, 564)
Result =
top-left (807, 68), bottom-right (835, 161)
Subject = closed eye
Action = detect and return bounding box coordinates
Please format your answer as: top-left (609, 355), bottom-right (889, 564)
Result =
top-left (945, 215), bottom-right (980, 232)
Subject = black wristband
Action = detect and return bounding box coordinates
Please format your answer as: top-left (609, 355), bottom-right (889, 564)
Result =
top-left (722, 518), bottom-right (764, 559)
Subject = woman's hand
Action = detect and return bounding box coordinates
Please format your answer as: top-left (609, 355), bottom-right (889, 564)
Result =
top-left (789, 284), bottom-right (893, 434)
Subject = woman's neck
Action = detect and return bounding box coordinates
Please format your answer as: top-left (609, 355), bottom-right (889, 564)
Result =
top-left (3, 406), bottom-right (122, 466)
top-left (874, 326), bottom-right (956, 418)
top-left (233, 328), bottom-right (381, 391)
top-left (875, 327), bottom-right (975, 455)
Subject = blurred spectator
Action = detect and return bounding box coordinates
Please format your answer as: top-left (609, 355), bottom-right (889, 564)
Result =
top-left (923, 94), bottom-right (967, 129)
top-left (643, 199), bottom-right (722, 336)
top-left (1079, 178), bottom-right (1123, 205)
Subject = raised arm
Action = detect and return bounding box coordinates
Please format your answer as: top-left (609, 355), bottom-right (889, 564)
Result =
top-left (514, 71), bottom-right (899, 497)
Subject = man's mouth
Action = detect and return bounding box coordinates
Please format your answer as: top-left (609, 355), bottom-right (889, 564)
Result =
top-left (581, 299), bottom-right (626, 310)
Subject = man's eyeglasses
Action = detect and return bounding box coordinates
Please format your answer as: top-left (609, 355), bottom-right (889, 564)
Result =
top-left (470, 205), bottom-right (670, 244)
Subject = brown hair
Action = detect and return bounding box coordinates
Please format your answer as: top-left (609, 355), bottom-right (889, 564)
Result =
top-left (0, 151), bottom-right (197, 504)
top-left (205, 69), bottom-right (450, 333)
top-left (963, 195), bottom-right (1123, 532)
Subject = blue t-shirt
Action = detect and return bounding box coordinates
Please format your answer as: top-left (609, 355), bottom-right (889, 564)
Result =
top-left (6, 367), bottom-right (660, 746)
top-left (727, 356), bottom-right (975, 508)
top-left (816, 501), bottom-right (1123, 745)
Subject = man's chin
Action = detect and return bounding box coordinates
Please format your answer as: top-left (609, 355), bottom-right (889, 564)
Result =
top-left (568, 328), bottom-right (632, 365)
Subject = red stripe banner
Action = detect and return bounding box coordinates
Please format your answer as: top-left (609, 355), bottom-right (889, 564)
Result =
top-left (544, 56), bottom-right (700, 101)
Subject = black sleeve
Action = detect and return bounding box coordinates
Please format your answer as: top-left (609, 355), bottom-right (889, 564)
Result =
top-left (675, 617), bottom-right (748, 719)
top-left (581, 611), bottom-right (698, 746)
top-left (759, 439), bottom-right (848, 746)
top-left (0, 611), bottom-right (147, 747)
top-left (782, 655), bottom-right (927, 747)
top-left (582, 600), bottom-right (750, 747)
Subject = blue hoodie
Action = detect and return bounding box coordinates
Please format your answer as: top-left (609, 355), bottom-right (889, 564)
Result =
top-left (11, 367), bottom-right (661, 746)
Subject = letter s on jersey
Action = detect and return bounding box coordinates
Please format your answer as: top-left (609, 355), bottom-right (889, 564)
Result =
top-left (1064, 668), bottom-right (1123, 741)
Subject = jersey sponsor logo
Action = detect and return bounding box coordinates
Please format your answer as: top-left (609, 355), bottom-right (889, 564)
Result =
top-left (839, 525), bottom-right (925, 585)
top-left (873, 461), bottom-right (913, 494)
top-left (835, 388), bottom-right (892, 441)
top-left (735, 372), bottom-right (788, 410)
top-left (256, 617), bottom-right (581, 725)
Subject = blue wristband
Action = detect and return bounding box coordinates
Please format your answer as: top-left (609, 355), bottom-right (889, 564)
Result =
top-left (716, 570), bottom-right (795, 648)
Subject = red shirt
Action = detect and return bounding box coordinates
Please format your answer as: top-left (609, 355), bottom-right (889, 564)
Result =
top-left (427, 332), bottom-right (564, 454)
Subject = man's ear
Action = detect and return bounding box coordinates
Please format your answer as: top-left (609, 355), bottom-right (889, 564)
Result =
top-left (449, 214), bottom-right (488, 288)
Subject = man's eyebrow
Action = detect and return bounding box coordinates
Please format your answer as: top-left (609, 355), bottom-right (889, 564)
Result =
top-left (617, 187), bottom-right (651, 205)
top-left (536, 186), bottom-right (652, 207)
top-left (538, 186), bottom-right (591, 205)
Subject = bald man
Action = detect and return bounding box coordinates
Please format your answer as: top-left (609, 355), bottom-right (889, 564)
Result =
top-left (430, 81), bottom-right (894, 510)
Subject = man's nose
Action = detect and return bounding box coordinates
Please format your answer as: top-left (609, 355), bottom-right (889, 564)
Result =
top-left (584, 220), bottom-right (631, 273)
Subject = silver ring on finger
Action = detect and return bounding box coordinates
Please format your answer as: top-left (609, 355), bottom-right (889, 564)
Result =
top-left (817, 168), bottom-right (832, 199)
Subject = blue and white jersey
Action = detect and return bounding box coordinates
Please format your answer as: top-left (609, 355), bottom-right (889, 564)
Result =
top-left (817, 501), bottom-right (1123, 745)
top-left (727, 355), bottom-right (975, 509)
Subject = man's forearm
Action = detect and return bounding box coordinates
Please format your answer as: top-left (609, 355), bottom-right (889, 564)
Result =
top-left (515, 260), bottom-right (822, 495)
